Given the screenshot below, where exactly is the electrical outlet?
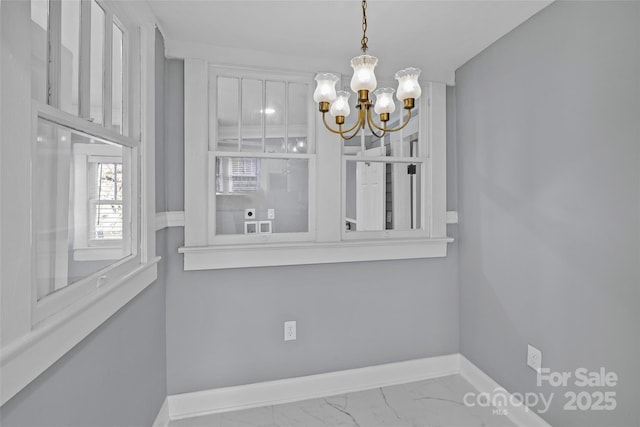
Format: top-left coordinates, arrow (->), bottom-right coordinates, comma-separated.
284,321 -> 296,341
527,344 -> 542,372
267,208 -> 275,219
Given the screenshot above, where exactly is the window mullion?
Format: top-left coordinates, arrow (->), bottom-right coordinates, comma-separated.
103,10 -> 113,128
261,80 -> 265,153
284,82 -> 289,153
47,0 -> 62,108
237,78 -> 242,152
78,0 -> 91,119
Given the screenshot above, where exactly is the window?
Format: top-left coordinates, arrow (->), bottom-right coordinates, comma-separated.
0,0 -> 157,406
34,115 -> 137,321
342,106 -> 426,238
30,0 -> 129,134
30,0 -> 49,104
72,140 -> 130,261
60,0 -> 81,115
91,162 -> 124,240
207,68 -> 314,244
216,157 -> 259,194
182,61 -> 449,270
28,0 -> 139,319
111,22 -> 124,132
89,0 -> 105,124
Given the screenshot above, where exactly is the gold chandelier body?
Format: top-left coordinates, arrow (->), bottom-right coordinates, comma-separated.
314,0 -> 421,141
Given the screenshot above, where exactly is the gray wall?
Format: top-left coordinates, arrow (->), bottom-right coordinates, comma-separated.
0,277 -> 167,427
0,29 -> 169,427
162,60 -> 460,395
456,2 -> 640,426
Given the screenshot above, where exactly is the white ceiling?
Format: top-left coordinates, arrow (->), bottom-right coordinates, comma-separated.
147,0 -> 552,84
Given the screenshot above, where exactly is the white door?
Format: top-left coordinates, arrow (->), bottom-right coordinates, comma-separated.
356,146 -> 385,230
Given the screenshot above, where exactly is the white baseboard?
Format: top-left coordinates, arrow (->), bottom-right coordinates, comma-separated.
152,398 -> 170,427
155,211 -> 185,231
167,354 -> 460,420
159,354 -> 552,427
459,355 -> 552,427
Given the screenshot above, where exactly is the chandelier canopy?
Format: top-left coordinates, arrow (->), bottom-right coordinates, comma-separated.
313,0 -> 421,140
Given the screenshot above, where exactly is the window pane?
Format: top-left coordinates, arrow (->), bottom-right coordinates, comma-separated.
265,81 -> 285,153
215,77 -> 239,151
345,160 -> 422,232
31,0 -> 49,104
92,163 -> 123,238
34,118 -> 132,301
90,1 -> 105,124
215,157 -> 308,235
111,23 -> 123,133
240,79 -> 263,153
287,82 -> 308,153
60,0 -> 80,115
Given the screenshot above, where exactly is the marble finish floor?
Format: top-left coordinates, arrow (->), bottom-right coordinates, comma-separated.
169,374 -> 517,427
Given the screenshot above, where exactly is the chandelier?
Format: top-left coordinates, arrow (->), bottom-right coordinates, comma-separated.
313,0 -> 422,140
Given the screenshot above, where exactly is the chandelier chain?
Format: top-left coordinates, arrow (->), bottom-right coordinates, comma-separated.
361,0 -> 368,53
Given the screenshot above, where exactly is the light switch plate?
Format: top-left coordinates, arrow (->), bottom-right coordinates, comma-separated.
267,208 -> 275,219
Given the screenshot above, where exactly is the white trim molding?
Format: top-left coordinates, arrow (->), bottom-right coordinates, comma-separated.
155,211 -> 185,231
160,354 -> 552,427
152,398 -> 171,427
459,356 -> 552,427
168,354 -> 460,420
179,237 -> 453,270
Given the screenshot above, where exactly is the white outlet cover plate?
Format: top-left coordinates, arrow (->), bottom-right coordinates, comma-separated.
268,208 -> 275,219
284,321 -> 296,341
527,344 -> 542,372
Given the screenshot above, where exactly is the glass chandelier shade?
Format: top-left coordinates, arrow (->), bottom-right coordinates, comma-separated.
330,91 -> 351,118
350,55 -> 378,92
373,88 -> 396,115
395,67 -> 422,101
313,73 -> 339,103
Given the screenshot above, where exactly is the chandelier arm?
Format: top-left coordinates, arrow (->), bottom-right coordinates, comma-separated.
340,109 -> 365,141
339,109 -> 367,140
322,111 -> 365,138
364,108 -> 385,139
341,126 -> 365,141
341,108 -> 366,134
366,107 -> 389,132
321,113 -> 350,136
381,108 -> 413,133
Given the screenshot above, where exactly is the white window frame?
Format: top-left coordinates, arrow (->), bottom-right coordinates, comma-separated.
208,67 -> 316,246
32,104 -> 141,324
45,0 -> 129,135
72,142 -> 130,261
341,99 -> 430,240
0,0 -> 159,406
180,58 -> 451,270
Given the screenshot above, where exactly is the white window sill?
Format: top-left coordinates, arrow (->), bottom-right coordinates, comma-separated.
179,238 -> 454,270
0,258 -> 160,405
73,247 -> 127,261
